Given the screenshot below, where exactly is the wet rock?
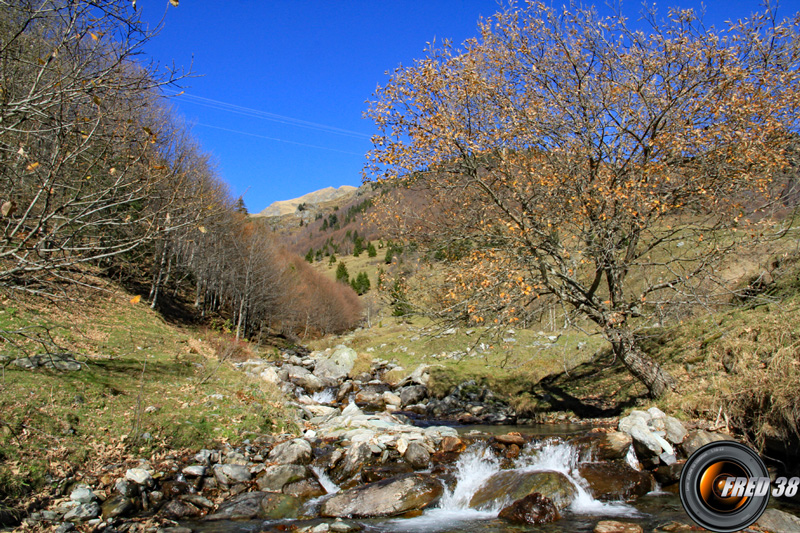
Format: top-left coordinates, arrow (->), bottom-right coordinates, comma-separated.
495,433 -> 526,446
361,463 -> 414,484
470,470 -> 577,511
329,519 -> 361,532
337,381 -> 357,403
755,508 -> 800,532
594,520 -> 643,533
100,494 -> 134,519
654,462 -> 685,486
578,463 -> 654,501
498,492 -> 560,525
403,441 -> 431,469
399,385 -> 427,406
595,431 -> 633,461
441,436 -> 465,453
63,502 -> 101,522
269,438 -> 313,465
161,500 -> 202,520
257,464 -> 309,491
313,346 -> 358,381
681,430 -> 735,456
320,474 -> 443,518
206,491 -> 301,520
125,468 -> 154,487
283,477 -> 326,499
213,464 -> 251,485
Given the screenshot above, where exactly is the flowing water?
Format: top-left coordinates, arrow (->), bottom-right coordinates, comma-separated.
192,434 -> 693,533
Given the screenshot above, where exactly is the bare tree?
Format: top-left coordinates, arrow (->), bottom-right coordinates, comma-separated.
0,0 -> 188,294
365,3 -> 800,397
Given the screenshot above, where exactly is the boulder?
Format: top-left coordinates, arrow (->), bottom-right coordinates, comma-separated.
594,520 -> 643,533
578,462 -> 655,501
283,478 -> 326,499
663,417 -> 687,445
213,464 -> 251,485
257,464 -> 310,491
332,442 -> 374,483
654,462 -> 685,486
403,441 -> 431,469
399,385 -> 427,406
260,367 -> 282,385
498,492 -> 560,525
269,438 -> 313,465
403,364 -> 432,387
495,433 -> 526,446
382,391 -> 402,407
571,430 -> 633,461
755,508 -> 800,532
470,470 -> 577,511
441,436 -> 465,453
320,474 -> 443,518
63,502 -> 101,522
314,346 -> 358,381
360,463 -> 415,484
125,468 -> 154,487
206,491 -> 301,521
160,500 -> 202,520
70,485 -> 97,504
681,430 -> 735,456
101,494 -> 135,520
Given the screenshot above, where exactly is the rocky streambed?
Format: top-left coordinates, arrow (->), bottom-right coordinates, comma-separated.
21,345 -> 800,533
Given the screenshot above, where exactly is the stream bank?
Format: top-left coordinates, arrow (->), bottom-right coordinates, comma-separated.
17,345 -> 800,533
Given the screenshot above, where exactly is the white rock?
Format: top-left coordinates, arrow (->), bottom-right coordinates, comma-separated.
260,367 -> 281,385
396,438 -> 409,455
125,468 -> 153,487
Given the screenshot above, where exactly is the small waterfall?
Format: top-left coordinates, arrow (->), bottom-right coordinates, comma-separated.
386,444 -> 501,532
311,388 -> 336,405
311,465 -> 340,494
438,444 -> 503,511
387,438 -> 639,532
516,440 -> 639,516
626,444 -> 642,471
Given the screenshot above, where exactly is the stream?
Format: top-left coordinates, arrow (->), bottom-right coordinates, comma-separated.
187,424 -> 692,533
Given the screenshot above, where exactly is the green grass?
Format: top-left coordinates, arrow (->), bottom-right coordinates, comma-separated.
0,287 -> 296,501
308,315 -> 605,412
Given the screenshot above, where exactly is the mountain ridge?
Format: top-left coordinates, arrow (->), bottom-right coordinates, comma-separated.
257,185 -> 358,217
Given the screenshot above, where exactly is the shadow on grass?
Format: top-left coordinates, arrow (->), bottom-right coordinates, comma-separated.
533,351 -> 648,418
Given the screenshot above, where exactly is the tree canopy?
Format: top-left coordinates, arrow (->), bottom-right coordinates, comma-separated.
365,2 -> 800,397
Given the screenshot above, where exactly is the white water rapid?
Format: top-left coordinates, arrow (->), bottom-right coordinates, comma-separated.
387,439 -> 638,532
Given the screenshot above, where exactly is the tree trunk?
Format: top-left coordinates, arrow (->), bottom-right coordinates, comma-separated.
605,326 -> 676,398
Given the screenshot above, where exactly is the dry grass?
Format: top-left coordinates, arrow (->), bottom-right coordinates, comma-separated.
0,285 -> 298,501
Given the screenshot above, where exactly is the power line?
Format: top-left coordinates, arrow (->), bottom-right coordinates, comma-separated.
195,122 -> 366,156
168,92 -> 372,140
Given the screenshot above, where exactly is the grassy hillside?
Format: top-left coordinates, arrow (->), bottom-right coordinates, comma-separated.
0,283 -> 295,501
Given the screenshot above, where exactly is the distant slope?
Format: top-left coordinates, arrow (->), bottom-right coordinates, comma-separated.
257,185 -> 358,217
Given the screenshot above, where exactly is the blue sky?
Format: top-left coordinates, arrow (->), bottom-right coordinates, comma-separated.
139,1 -> 800,213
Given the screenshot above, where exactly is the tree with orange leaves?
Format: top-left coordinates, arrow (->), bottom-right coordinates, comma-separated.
365,2 -> 800,397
